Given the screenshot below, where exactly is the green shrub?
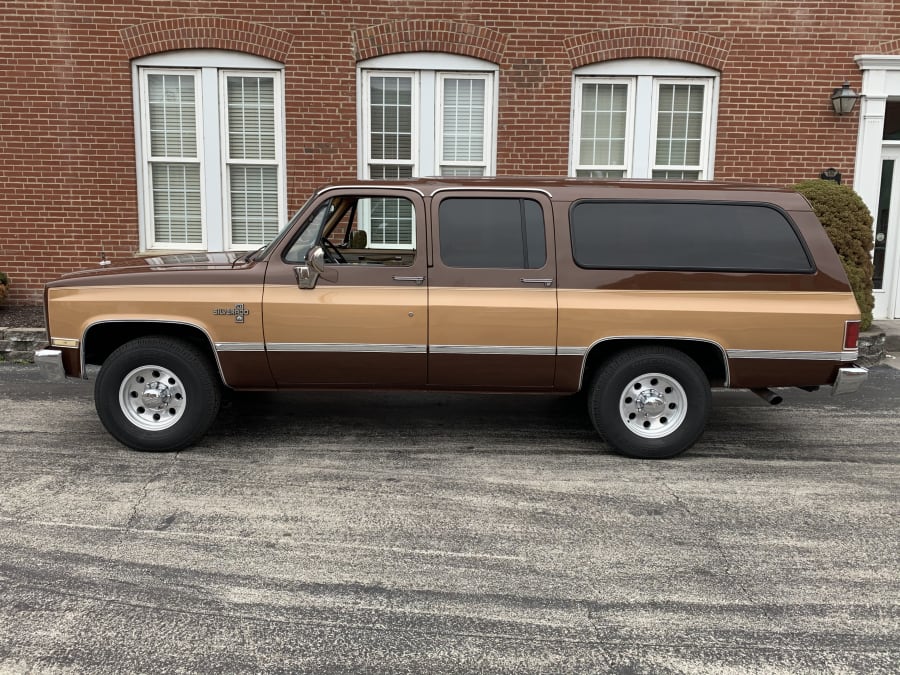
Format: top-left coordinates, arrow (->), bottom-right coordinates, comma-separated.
0,271 -> 8,304
792,180 -> 874,330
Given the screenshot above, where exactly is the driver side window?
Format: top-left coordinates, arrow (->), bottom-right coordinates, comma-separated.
283,195 -> 417,267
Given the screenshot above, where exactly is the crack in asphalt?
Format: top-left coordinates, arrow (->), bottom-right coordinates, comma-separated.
644,463 -> 780,625
121,451 -> 180,534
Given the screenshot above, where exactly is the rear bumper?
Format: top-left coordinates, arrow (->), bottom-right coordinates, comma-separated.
832,365 -> 868,396
34,348 -> 67,382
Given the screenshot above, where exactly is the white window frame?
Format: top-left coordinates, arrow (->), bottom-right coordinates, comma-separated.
138,68 -> 206,250
218,69 -> 285,251
435,72 -> 494,176
132,50 -> 285,253
570,59 -> 719,180
357,53 -> 499,179
649,78 -> 714,179
361,70 -> 420,180
571,77 -> 636,178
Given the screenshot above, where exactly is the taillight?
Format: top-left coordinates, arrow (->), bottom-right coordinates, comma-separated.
844,320 -> 860,350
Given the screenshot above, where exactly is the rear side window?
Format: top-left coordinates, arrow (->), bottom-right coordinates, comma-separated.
570,201 -> 813,272
439,198 -> 546,269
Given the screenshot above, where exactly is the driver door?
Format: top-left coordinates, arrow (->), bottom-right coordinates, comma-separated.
263,188 -> 428,387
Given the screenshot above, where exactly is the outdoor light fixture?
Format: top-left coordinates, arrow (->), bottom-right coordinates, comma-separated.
820,167 -> 842,184
831,81 -> 859,115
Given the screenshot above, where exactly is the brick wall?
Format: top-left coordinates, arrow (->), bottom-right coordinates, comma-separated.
1,0 -> 898,304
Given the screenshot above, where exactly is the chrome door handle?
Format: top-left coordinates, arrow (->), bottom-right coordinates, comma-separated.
392,275 -> 425,285
520,278 -> 553,287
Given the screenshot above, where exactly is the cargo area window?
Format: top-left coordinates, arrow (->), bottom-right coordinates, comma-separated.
438,198 -> 546,269
570,201 -> 813,273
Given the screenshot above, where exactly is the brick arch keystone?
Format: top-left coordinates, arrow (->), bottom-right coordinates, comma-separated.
120,17 -> 294,62
353,20 -> 506,64
565,26 -> 730,71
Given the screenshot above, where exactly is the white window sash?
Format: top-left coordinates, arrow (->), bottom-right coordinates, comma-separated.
572,76 -> 635,177
219,70 -> 285,250
649,78 -> 713,179
435,72 -> 494,176
361,71 -> 419,249
139,68 -> 206,251
362,71 -> 419,178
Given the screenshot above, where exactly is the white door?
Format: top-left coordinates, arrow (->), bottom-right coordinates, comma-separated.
875,147 -> 900,319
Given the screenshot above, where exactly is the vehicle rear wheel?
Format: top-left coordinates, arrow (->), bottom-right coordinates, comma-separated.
94,337 -> 221,452
588,346 -> 711,459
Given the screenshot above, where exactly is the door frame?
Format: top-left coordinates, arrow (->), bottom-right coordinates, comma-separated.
876,146 -> 900,319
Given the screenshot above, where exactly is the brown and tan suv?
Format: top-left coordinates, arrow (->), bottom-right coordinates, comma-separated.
38,178 -> 867,459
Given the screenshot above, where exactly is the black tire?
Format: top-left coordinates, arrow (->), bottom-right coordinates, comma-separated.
588,346 -> 711,459
94,337 -> 221,452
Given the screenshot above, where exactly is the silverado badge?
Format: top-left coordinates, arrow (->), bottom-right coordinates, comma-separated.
213,303 -> 250,324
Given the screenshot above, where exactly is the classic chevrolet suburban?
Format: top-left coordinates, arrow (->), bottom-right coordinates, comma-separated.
39,178 -> 867,459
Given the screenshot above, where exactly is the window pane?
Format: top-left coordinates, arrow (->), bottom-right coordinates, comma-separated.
655,83 -> 704,170
440,166 -> 485,177
151,163 -> 202,244
442,78 -> 485,163
369,197 -> 414,246
570,201 -> 812,272
147,74 -> 197,158
578,82 -> 628,169
230,165 -> 279,246
576,169 -> 626,178
227,76 -> 276,160
369,76 -> 413,162
369,165 -> 414,179
439,198 -> 546,269
652,170 -> 701,180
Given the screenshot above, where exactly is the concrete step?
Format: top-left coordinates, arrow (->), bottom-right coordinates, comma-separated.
0,327 -> 48,363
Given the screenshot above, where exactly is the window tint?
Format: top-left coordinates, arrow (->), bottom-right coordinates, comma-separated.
570,201 -> 813,272
438,198 -> 546,269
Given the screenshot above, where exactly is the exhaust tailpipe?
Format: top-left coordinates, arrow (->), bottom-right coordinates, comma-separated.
751,388 -> 783,406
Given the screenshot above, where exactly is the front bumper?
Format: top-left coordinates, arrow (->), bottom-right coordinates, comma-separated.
832,365 -> 868,396
34,348 -> 67,382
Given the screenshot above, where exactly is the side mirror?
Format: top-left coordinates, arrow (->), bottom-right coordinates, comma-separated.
294,246 -> 336,289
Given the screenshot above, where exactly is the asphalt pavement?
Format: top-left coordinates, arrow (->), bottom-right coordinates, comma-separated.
0,363 -> 898,674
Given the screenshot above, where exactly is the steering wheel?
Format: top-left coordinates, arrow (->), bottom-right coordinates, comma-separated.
321,239 -> 346,264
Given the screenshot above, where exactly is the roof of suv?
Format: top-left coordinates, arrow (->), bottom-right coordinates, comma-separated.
317,177 -> 811,209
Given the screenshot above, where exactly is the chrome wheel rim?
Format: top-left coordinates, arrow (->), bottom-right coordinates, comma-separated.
619,372 -> 687,438
118,365 -> 186,431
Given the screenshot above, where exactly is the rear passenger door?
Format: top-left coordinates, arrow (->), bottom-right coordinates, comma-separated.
427,191 -> 557,389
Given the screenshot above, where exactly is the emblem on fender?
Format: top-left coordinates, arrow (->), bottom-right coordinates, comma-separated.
213,303 -> 250,324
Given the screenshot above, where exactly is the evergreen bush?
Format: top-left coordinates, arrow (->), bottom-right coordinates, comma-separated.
792,180 -> 874,330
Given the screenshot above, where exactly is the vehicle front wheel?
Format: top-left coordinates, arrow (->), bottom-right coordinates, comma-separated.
94,337 -> 221,452
588,347 -> 711,459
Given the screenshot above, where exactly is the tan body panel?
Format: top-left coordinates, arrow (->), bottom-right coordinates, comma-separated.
47,284 -> 267,385
262,284 -> 427,387
557,289 -> 859,389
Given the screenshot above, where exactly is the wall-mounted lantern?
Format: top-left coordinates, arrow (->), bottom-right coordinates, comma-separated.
831,82 -> 859,115
820,168 -> 842,184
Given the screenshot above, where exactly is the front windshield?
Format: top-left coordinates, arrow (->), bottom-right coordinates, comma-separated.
250,193 -> 317,261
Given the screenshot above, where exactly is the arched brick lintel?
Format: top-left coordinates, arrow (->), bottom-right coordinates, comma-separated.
873,39 -> 900,54
120,17 -> 294,62
353,20 -> 506,64
565,26 -> 730,71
